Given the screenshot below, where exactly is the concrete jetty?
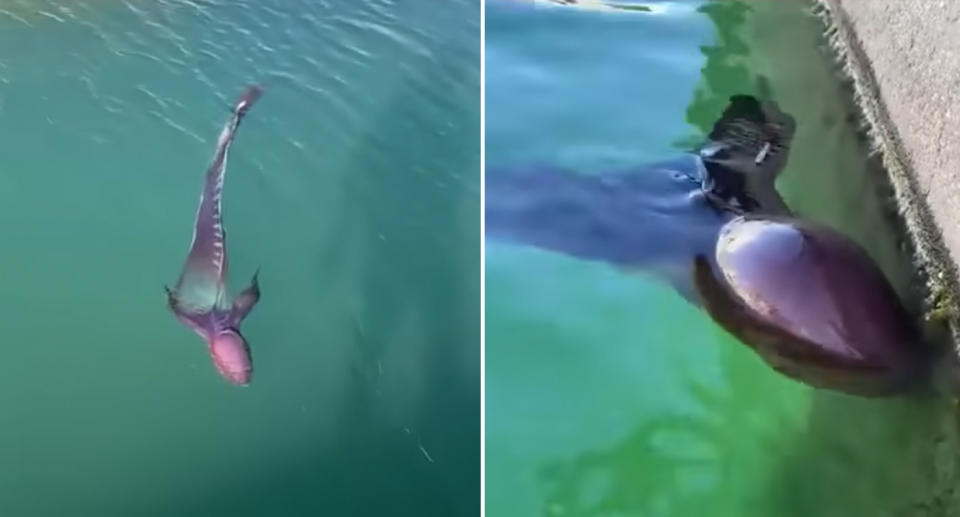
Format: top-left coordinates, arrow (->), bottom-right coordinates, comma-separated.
817,0 -> 960,345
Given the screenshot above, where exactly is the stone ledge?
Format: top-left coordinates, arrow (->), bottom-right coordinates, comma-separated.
815,0 -> 960,349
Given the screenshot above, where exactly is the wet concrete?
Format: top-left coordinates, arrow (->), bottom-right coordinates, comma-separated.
815,0 -> 960,346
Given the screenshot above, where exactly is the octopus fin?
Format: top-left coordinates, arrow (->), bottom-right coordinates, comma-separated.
230,270 -> 261,326
164,285 -> 209,338
698,95 -> 795,216
704,94 -> 796,180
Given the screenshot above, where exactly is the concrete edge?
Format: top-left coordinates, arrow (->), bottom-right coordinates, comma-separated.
811,0 -> 960,352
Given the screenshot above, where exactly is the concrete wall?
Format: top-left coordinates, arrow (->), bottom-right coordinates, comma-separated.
818,0 -> 960,334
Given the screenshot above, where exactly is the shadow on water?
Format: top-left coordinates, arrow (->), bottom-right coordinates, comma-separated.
534,1 -> 960,515
538,337 -> 804,516
682,2 -> 754,138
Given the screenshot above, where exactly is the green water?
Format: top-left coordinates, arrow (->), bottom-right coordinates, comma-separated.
486,1 -> 960,515
0,1 -> 479,515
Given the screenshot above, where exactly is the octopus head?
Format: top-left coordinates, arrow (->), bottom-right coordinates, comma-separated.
208,329 -> 253,386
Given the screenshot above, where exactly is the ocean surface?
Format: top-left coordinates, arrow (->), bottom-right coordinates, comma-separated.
0,1 -> 479,515
486,1 -> 960,515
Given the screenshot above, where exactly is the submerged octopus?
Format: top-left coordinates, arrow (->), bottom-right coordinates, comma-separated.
165,86 -> 264,386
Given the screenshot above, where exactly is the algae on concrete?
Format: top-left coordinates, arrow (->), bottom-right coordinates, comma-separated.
813,0 -> 960,350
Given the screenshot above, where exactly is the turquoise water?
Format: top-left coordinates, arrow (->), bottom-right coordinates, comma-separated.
0,1 -> 479,515
486,1 -> 960,515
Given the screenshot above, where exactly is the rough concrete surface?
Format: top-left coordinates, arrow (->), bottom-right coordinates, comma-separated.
816,0 -> 960,341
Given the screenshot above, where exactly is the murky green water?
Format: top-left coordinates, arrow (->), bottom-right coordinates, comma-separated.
0,1 -> 479,515
486,1 -> 960,515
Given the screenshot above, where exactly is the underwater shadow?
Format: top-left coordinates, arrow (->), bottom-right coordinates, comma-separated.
535,322 -> 805,516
